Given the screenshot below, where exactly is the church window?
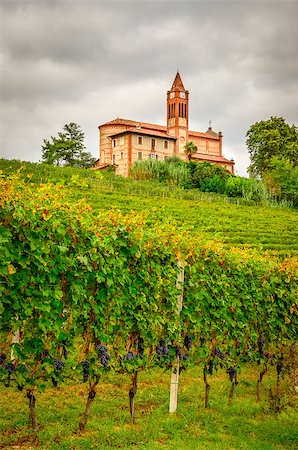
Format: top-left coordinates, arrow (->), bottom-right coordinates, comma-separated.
120,152 -> 123,159
151,138 -> 156,150
112,154 -> 116,164
138,151 -> 143,160
112,139 -> 116,148
164,140 -> 168,149
149,153 -> 158,160
137,136 -> 143,145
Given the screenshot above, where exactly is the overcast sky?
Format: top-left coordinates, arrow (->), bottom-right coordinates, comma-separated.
1,0 -> 297,176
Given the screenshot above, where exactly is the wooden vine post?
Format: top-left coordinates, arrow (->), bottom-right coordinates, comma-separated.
169,260 -> 184,413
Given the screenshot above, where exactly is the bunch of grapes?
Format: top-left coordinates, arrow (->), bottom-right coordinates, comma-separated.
207,359 -> 214,375
276,356 -> 284,376
0,354 -> 6,365
97,344 -> 110,370
3,362 -> 16,388
184,336 -> 192,351
213,347 -> 226,360
137,338 -> 144,358
199,337 -> 206,347
175,347 -> 183,361
227,366 -> 236,382
156,340 -> 169,360
258,339 -> 265,358
124,351 -> 136,361
54,359 -> 65,371
4,362 -> 16,375
62,345 -> 68,360
80,360 -> 90,382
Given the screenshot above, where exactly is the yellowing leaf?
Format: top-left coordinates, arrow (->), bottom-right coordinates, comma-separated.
8,264 -> 16,275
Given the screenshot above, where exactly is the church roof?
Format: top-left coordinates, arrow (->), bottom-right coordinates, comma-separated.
110,127 -> 176,139
188,130 -> 219,140
99,117 -> 167,132
192,153 -> 234,165
170,72 -> 185,92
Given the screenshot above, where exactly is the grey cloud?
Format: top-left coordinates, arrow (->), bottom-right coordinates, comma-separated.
1,0 -> 298,175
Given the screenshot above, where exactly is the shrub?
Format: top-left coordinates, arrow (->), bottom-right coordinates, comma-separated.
130,159 -> 190,185
187,161 -> 230,193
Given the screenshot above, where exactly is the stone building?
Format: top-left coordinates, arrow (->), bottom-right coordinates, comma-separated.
96,73 -> 234,176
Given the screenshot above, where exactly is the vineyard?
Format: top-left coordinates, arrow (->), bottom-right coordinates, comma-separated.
1,159 -> 298,257
0,161 -> 297,449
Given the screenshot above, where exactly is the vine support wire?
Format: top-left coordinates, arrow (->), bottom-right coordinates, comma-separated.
169,260 -> 184,413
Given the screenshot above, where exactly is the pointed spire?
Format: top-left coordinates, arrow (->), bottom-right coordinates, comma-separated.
170,71 -> 185,92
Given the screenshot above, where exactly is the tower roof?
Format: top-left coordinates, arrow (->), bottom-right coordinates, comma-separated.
170,72 -> 185,91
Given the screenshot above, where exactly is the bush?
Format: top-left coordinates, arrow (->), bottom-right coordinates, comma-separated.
130,159 -> 190,185
242,178 -> 270,204
224,176 -> 246,198
187,161 -> 230,193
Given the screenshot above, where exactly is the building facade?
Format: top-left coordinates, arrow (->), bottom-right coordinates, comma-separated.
96,73 -> 234,176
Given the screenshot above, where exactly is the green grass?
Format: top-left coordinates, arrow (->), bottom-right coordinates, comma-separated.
1,159 -> 298,257
0,366 -> 297,449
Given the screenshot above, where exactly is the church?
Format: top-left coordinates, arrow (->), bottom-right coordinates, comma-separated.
96,73 -> 235,176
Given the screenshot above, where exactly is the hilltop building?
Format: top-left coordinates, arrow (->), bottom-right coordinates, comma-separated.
96,73 -> 234,176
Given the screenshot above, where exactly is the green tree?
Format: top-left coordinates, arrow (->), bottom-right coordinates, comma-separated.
264,157 -> 298,207
184,141 -> 197,161
42,122 -> 96,168
246,117 -> 298,177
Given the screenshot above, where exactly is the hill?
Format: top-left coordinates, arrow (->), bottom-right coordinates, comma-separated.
1,158 -> 297,257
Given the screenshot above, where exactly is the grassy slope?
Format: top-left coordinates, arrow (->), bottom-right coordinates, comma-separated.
0,366 -> 297,450
1,159 -> 298,256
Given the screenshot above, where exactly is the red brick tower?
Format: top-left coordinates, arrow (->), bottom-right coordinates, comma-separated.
167,72 -> 189,154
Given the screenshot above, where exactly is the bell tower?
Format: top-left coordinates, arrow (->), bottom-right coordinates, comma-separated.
167,72 -> 189,154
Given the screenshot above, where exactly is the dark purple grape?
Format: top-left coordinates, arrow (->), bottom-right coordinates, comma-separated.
62,346 -> 68,360
258,339 -> 264,357
80,360 -> 90,382
184,336 -> 192,350
208,359 -> 214,375
124,351 -> 136,361
227,366 -> 236,382
276,357 -> 284,376
54,359 -> 65,371
4,363 -> 16,375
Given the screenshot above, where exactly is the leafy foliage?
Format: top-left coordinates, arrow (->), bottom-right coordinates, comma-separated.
184,141 -> 197,161
264,157 -> 298,207
42,122 -> 96,168
0,170 -> 297,435
246,116 -> 298,177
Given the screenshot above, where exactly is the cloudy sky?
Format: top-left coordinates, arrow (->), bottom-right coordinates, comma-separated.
1,0 -> 297,175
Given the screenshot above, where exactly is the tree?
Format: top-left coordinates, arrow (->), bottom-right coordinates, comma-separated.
263,157 -> 298,207
184,141 -> 197,161
42,123 -> 96,168
246,117 -> 298,177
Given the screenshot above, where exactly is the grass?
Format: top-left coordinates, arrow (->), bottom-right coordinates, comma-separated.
0,365 -> 297,449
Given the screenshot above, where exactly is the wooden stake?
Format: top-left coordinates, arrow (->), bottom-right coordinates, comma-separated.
11,328 -> 20,361
169,260 -> 184,414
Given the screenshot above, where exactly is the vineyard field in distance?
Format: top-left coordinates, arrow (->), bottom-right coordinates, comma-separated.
1,158 -> 297,258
